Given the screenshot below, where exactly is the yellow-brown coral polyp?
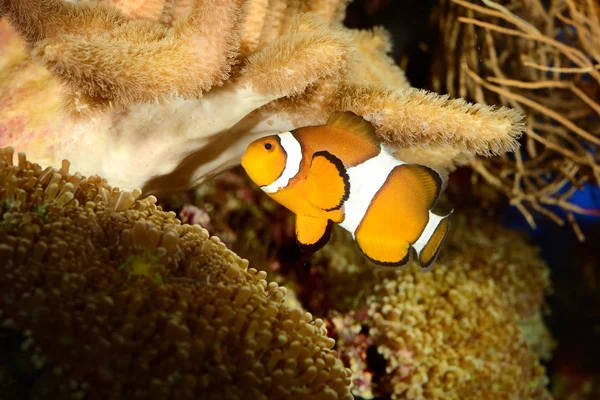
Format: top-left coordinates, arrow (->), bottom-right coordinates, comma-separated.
366,262 -> 551,399
311,210 -> 552,399
0,147 -> 352,400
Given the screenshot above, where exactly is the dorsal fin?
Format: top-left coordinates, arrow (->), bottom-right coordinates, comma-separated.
326,111 -> 380,147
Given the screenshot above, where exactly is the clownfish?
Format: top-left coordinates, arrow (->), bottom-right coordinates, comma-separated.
241,111 -> 452,269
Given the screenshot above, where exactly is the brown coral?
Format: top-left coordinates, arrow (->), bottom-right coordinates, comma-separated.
0,146 -> 352,400
155,161 -> 555,400
431,0 -> 600,237
306,209 -> 553,399
366,262 -> 550,400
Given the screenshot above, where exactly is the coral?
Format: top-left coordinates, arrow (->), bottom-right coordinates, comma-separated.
309,209 -> 554,399
1,0 -> 524,195
0,146 -> 352,400
431,0 -> 600,237
164,168 -> 298,271
159,162 -> 556,400
365,262 -> 550,400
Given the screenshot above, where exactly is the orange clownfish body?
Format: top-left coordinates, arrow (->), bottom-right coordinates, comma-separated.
241,111 -> 452,269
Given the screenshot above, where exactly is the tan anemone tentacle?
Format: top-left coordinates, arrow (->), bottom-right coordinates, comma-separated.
0,0 -> 527,195
0,0 -> 128,48
332,83 -> 524,156
142,13 -> 356,194
2,0 -> 250,115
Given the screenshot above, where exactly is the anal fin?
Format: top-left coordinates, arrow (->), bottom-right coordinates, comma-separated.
307,151 -> 350,211
296,215 -> 333,252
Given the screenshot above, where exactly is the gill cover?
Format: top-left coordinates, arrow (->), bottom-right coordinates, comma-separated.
241,135 -> 287,187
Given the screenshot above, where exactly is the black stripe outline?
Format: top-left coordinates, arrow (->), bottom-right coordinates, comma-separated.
357,242 -> 412,267
420,164 -> 443,210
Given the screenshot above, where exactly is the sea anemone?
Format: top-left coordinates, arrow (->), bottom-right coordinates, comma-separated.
0,146 -> 352,400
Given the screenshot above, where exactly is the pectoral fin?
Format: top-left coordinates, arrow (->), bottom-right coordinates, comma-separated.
296,215 -> 333,252
307,151 -> 350,211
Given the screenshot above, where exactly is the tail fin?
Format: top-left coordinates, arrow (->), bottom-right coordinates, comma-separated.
412,210 -> 453,270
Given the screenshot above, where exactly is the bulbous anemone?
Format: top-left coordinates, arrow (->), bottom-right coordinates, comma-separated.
0,147 -> 353,400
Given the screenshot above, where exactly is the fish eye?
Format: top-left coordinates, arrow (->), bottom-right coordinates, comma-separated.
264,143 -> 273,150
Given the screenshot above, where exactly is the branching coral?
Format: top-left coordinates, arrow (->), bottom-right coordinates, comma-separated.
431,0 -> 600,238
1,0 -> 525,195
0,147 -> 353,400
